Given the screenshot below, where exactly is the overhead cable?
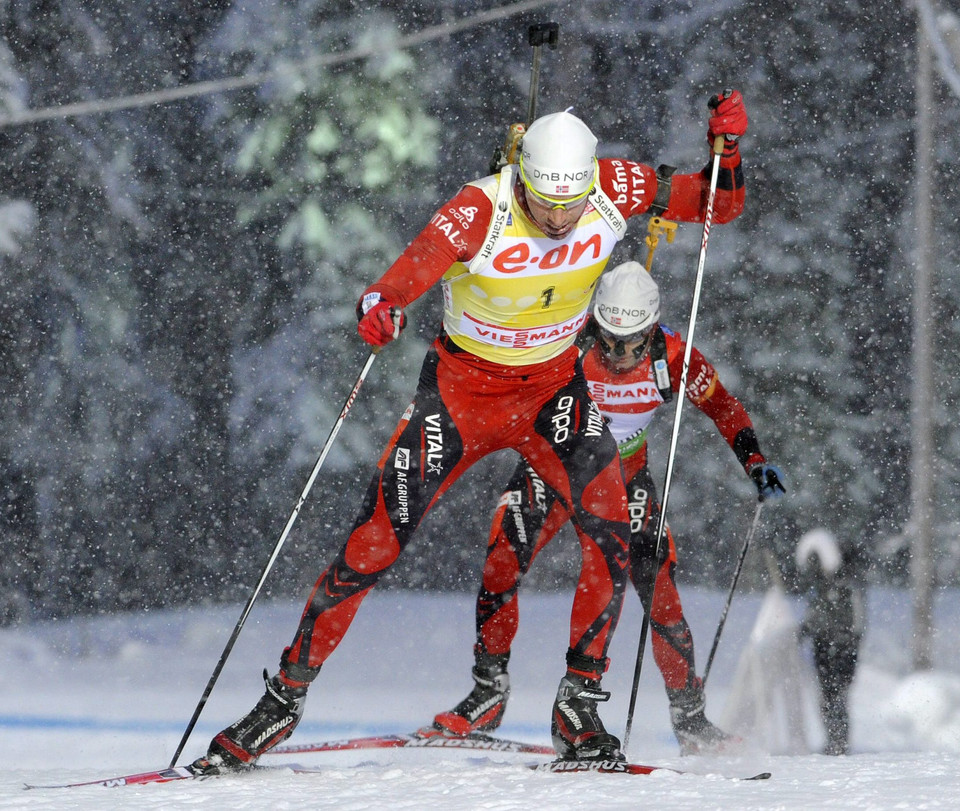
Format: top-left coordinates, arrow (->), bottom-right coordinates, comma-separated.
0,0 -> 565,129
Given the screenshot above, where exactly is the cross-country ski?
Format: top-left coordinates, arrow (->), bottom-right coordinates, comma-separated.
24,752 -> 770,790
267,729 -> 771,779
268,728 -> 555,756
529,760 -> 771,780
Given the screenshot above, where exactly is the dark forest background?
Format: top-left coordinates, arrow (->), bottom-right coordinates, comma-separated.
2,0 -> 959,624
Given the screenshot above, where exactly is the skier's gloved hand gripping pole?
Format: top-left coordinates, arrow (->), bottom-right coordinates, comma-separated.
169,309 -> 402,769
621,90 -> 743,753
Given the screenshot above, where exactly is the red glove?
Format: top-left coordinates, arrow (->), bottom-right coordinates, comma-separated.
707,89 -> 748,155
357,294 -> 406,347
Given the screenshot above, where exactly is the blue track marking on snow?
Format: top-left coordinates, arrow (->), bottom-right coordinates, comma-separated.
0,715 -> 189,733
0,713 -> 549,740
0,715 -> 322,734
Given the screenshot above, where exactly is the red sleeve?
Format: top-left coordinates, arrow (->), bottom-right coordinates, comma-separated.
664,154 -> 745,225
695,378 -> 757,454
595,159 -> 658,218
596,149 -> 745,225
363,184 -> 494,308
667,336 -> 757,461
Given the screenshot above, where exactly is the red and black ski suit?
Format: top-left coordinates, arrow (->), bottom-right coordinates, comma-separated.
473,324 -> 766,692
277,150 -> 745,689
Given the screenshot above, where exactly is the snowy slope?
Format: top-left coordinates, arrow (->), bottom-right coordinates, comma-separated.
2,587 -> 960,809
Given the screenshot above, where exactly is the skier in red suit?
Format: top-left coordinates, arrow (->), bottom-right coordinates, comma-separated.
433,262 -> 785,754
194,91 -> 750,772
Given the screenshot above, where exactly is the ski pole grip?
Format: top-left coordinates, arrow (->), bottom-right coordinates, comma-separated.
708,88 -> 735,155
372,308 -> 403,355
707,88 -> 734,111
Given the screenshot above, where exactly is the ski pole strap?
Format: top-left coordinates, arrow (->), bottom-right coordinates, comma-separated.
468,164 -> 516,274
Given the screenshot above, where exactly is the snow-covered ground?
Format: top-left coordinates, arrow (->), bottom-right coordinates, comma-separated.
2,586 -> 960,809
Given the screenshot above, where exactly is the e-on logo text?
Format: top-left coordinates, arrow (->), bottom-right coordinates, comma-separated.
493,234 -> 602,274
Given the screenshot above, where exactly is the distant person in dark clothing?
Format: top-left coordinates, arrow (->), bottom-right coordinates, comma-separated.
795,528 -> 866,756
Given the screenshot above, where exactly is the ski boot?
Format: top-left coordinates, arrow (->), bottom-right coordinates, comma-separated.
668,682 -> 740,756
192,669 -> 308,773
433,651 -> 510,735
551,653 -> 623,762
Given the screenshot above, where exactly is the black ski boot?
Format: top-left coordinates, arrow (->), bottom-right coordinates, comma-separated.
551,653 -> 623,762
668,681 -> 739,756
434,651 -> 510,735
192,669 -> 308,773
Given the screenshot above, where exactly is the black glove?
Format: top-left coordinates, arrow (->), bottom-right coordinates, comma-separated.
748,463 -> 786,502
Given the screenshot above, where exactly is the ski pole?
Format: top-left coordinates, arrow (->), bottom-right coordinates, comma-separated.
701,498 -> 764,688
169,324 -> 395,768
622,98 -> 730,753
